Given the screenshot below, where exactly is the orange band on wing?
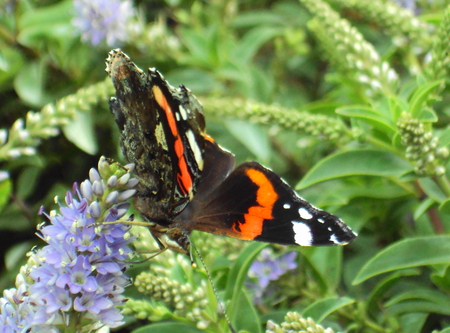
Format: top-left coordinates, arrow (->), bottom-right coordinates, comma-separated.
235,168 -> 278,239
153,85 -> 192,195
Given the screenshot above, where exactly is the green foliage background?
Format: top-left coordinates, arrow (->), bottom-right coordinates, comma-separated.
2,0 -> 450,332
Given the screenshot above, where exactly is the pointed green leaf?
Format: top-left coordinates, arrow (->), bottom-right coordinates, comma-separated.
366,269 -> 420,314
14,61 -> 49,107
336,106 -> 396,134
63,111 -> 98,155
418,178 -> 446,203
439,198 -> 450,214
0,177 -> 11,212
409,80 -> 444,118
132,322 -> 204,333
297,150 -> 413,189
302,297 -> 354,323
234,26 -> 285,64
300,247 -> 342,291
418,108 -> 438,122
225,120 -> 271,164
353,236 -> 450,284
225,242 -> 266,301
414,197 -> 435,220
229,290 -> 262,333
399,313 -> 428,333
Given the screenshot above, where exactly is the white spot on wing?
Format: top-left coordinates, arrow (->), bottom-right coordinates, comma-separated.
179,105 -> 188,120
298,207 -> 313,220
292,221 -> 313,246
330,234 -> 346,245
186,129 -> 204,170
283,203 -> 291,209
175,112 -> 180,121
318,218 -> 325,224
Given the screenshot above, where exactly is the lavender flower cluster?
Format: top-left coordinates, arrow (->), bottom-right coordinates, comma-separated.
247,248 -> 298,304
0,157 -> 137,333
72,0 -> 135,46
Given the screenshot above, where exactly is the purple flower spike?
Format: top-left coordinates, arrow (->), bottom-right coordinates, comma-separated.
72,0 -> 135,46
0,158 -> 138,332
247,249 -> 298,304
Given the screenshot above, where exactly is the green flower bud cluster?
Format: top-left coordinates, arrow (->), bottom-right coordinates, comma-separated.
424,6 -> 450,84
201,97 -> 351,146
300,0 -> 398,96
122,298 -> 170,322
267,312 -> 335,333
191,231 -> 245,261
397,112 -> 449,176
133,272 -> 211,329
0,78 -> 114,161
327,0 -> 430,49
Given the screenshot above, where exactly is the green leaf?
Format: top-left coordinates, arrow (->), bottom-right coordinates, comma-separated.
439,199 -> 450,214
234,26 -> 285,64
418,108 -> 438,122
0,46 -> 25,86
5,241 -> 34,271
233,11 -> 286,28
16,166 -> 41,199
387,300 -> 450,316
63,111 -> 98,155
225,120 -> 271,164
18,0 -> 74,46
431,265 -> 450,293
304,101 -> 343,116
418,178 -> 447,203
180,28 -> 215,67
13,60 -> 50,107
225,242 -> 266,301
297,150 -> 413,189
414,197 -> 435,220
399,313 -> 428,333
353,236 -> 450,284
300,247 -> 342,291
336,106 -> 396,135
438,126 -> 450,147
366,269 -> 420,314
302,297 -> 354,323
132,322 -> 204,333
388,96 -> 408,121
19,0 -> 73,30
409,80 -> 444,118
229,290 -> 262,333
386,289 -> 450,307
0,177 -> 11,212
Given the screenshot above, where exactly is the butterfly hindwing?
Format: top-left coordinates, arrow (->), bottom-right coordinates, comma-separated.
190,162 -> 356,246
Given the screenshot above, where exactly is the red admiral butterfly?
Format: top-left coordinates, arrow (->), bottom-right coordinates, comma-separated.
106,49 -> 356,256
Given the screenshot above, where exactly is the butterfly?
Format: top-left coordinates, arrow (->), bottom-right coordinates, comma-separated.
106,49 -> 356,257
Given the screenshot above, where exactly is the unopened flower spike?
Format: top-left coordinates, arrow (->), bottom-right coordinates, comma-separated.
300,0 -> 398,96
267,312 -> 335,333
397,112 -> 449,176
0,157 -> 138,333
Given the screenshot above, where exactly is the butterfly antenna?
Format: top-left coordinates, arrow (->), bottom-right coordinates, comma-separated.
191,242 -> 237,333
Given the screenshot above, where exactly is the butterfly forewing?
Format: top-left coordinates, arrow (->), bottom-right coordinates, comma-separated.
107,50 -> 207,222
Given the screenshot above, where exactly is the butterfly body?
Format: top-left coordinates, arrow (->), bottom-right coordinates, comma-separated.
106,49 -> 356,255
